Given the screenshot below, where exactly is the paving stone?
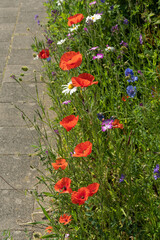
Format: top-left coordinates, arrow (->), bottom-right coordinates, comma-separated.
0,82 -> 45,102
0,127 -> 38,154
3,64 -> 42,83
0,230 -> 33,240
0,155 -> 38,190
18,11 -> 47,24
0,0 -> 20,8
21,0 -> 45,11
0,190 -> 34,230
8,49 -> 35,65
0,30 -> 13,42
15,22 -> 41,34
0,102 -> 39,126
0,17 -> 17,23
0,8 -> 19,17
12,34 -> 35,49
0,23 -> 15,31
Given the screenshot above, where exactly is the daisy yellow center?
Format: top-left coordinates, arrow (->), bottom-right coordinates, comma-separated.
68,84 -> 74,89
92,17 -> 95,20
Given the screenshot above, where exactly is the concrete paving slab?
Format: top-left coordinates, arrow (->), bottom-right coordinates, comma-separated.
0,30 -> 13,42
21,0 -> 45,11
0,154 -> 38,190
0,190 -> 34,230
12,34 -> 35,49
0,23 -> 15,31
0,8 -> 19,17
0,82 -> 45,102
0,17 -> 17,23
0,0 -> 20,8
0,230 -> 33,240
0,127 -> 37,154
15,22 -> 41,34
8,49 -> 35,65
18,11 -> 47,24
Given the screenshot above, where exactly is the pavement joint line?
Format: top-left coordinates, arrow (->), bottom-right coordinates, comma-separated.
1,2 -> 22,86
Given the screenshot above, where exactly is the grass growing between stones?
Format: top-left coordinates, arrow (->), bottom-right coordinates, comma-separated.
14,0 -> 160,239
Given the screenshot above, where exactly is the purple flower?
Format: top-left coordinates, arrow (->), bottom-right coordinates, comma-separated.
139,103 -> 143,106
111,24 -> 118,33
45,150 -> 48,155
89,46 -> 99,50
89,1 -> 96,5
10,74 -> 16,80
139,34 -> 143,44
101,0 -> 105,2
126,85 -> 137,98
137,70 -> 143,75
47,57 -> 51,62
52,71 -> 56,76
101,119 -> 113,132
123,19 -> 129,24
110,5 -> 114,10
84,27 -> 88,32
62,100 -> 71,105
37,20 -> 40,25
54,129 -> 59,135
120,41 -> 128,47
93,53 -> 104,60
125,68 -> 138,82
47,38 -> 53,45
119,174 -> 125,183
34,15 -> 39,20
154,164 -> 160,180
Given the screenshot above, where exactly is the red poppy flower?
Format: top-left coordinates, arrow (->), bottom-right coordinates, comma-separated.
112,119 -> 124,129
38,49 -> 49,59
54,177 -> 72,193
72,141 -> 92,157
71,73 -> 98,88
60,115 -> 79,131
59,214 -> 72,225
45,226 -> 53,233
68,13 -> 84,26
71,187 -> 90,205
86,183 -> 100,197
122,96 -> 129,101
59,51 -> 82,70
52,158 -> 68,170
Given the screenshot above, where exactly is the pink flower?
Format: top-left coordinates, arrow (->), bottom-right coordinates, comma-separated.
93,53 -> 104,60
89,46 -> 99,50
62,100 -> 71,105
89,1 -> 96,5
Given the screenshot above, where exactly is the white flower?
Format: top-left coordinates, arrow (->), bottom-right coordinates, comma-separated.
105,46 -> 115,52
86,14 -> 102,23
62,82 -> 77,95
57,0 -> 63,6
33,55 -> 39,60
57,38 -> 66,45
69,24 -> 79,32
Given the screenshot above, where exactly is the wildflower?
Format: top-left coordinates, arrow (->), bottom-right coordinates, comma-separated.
62,100 -> 71,104
52,158 -> 68,170
89,46 -> 99,50
54,129 -> 59,135
72,73 -> 98,88
37,20 -> 40,25
120,41 -> 128,47
139,34 -> 143,44
38,49 -> 49,59
57,38 -> 66,45
46,38 -> 53,45
54,177 -> 72,193
112,119 -> 124,129
68,13 -> 84,26
89,1 -> 96,5
60,115 -> 79,131
119,174 -> 125,183
101,0 -> 105,2
33,54 -> 39,60
86,14 -> 102,23
59,214 -> 72,225
86,183 -> 100,197
57,0 -> 63,6
47,57 -> 51,62
34,15 -> 39,20
111,24 -> 118,33
105,46 -> 115,52
68,24 -> 79,32
65,234 -> 70,239
139,103 -> 143,106
93,53 -> 104,60
110,5 -> 114,10
125,68 -> 138,82
137,70 -> 143,75
154,164 -> 160,180
84,27 -> 88,32
123,19 -> 129,24
73,141 -> 92,157
62,81 -> 77,95
45,226 -> 53,233
101,119 -> 113,132
122,96 -> 129,101
52,71 -> 56,76
126,85 -> 137,98
59,51 -> 82,70
97,113 -> 105,121
71,187 -> 90,205
10,74 -> 16,80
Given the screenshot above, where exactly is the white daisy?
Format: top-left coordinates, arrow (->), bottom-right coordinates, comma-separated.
57,38 -> 66,45
86,14 -> 102,23
68,24 -> 79,32
33,55 -> 39,60
57,0 -> 63,6
62,82 -> 77,95
105,46 -> 115,52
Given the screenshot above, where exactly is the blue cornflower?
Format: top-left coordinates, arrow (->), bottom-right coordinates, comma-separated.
125,68 -> 138,83
154,164 -> 160,180
110,5 -> 114,10
47,57 -> 51,62
119,174 -> 125,183
101,0 -> 105,2
123,19 -> 129,24
126,85 -> 137,98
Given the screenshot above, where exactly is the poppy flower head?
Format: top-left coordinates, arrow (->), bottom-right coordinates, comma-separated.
60,115 -> 79,131
38,49 -> 49,59
52,158 -> 68,170
71,187 -> 90,205
54,177 -> 72,193
112,119 -> 124,129
59,51 -> 82,70
122,96 -> 129,102
72,73 -> 98,88
86,183 -> 100,197
68,13 -> 84,26
45,226 -> 53,233
59,214 -> 72,225
72,141 -> 92,157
